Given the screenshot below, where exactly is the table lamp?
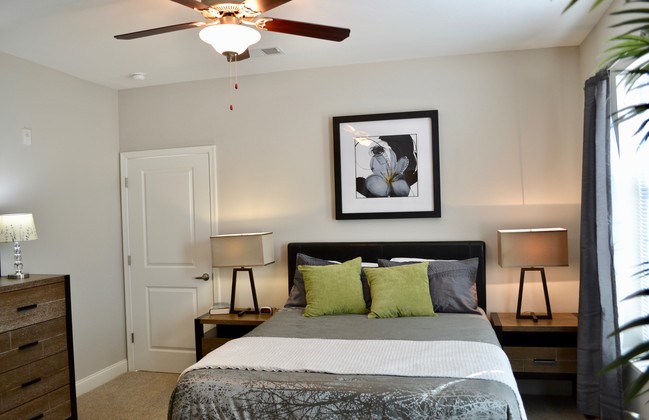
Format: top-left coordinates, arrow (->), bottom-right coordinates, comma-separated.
0,213 -> 38,279
211,232 -> 274,314
498,228 -> 568,321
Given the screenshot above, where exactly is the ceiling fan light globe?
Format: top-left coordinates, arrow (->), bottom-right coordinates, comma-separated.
199,24 -> 261,55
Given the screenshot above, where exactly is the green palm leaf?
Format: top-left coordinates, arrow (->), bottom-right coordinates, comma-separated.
563,0 -> 607,13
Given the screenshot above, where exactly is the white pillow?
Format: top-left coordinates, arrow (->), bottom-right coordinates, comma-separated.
329,260 -> 377,268
390,257 -> 456,262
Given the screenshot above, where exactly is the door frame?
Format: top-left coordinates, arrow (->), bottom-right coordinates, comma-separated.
120,145 -> 219,371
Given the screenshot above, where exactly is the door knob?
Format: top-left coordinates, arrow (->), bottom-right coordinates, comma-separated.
194,273 -> 210,281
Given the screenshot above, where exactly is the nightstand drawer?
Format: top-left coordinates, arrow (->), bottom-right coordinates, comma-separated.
0,283 -> 66,333
200,326 -> 259,358
202,338 -> 231,357
504,346 -> 577,374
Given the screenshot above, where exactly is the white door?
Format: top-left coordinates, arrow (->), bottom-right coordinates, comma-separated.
120,146 -> 217,373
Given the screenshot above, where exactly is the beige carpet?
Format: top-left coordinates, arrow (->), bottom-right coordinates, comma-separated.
77,371 -> 178,419
77,371 -> 583,419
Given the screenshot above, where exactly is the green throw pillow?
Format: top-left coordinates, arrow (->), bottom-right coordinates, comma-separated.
365,262 -> 436,319
299,257 -> 368,317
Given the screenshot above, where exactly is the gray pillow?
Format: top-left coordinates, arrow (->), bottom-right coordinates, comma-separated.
285,253 -> 371,308
377,258 -> 480,314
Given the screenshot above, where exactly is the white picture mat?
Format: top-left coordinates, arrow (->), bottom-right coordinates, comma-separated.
338,117 -> 435,214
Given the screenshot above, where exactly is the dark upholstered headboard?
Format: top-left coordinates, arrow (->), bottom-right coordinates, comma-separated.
287,241 -> 487,311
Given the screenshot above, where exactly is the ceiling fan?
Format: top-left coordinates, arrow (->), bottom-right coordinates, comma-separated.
114,0 -> 351,62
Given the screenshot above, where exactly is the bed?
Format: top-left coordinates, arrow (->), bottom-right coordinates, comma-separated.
169,241 -> 526,419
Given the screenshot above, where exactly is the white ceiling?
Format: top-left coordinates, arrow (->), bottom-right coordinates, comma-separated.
0,0 -> 610,90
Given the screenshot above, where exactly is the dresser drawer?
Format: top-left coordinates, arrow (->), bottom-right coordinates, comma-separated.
504,346 -> 577,374
0,385 -> 71,420
0,317 -> 67,373
0,282 -> 66,333
0,332 -> 8,353
0,351 -> 69,413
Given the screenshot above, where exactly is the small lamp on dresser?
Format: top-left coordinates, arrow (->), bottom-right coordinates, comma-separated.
0,213 -> 38,279
211,232 -> 275,314
497,228 -> 569,321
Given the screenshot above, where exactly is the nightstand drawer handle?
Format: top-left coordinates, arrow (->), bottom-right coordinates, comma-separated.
533,358 -> 557,364
17,303 -> 38,312
18,341 -> 39,350
29,414 -> 44,420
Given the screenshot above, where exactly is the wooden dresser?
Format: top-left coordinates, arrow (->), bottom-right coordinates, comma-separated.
0,275 -> 77,419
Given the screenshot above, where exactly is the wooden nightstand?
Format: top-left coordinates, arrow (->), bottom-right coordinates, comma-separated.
194,312 -> 272,361
491,312 -> 578,384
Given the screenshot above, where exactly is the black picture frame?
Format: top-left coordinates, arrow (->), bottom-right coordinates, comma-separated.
333,110 -> 440,220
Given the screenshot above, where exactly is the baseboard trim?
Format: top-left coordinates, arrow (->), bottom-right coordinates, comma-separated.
75,359 -> 128,396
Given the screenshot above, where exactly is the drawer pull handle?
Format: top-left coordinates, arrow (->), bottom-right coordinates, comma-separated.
17,303 -> 38,312
21,377 -> 42,388
18,341 -> 39,350
533,358 -> 557,364
29,414 -> 44,420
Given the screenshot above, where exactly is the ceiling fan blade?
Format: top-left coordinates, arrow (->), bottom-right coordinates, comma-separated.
259,18 -> 350,42
114,22 -> 206,40
243,0 -> 292,13
170,0 -> 212,11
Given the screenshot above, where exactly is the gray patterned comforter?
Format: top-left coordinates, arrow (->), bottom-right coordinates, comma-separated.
169,309 -> 525,419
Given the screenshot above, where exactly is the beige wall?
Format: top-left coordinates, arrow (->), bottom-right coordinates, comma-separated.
119,47 -> 584,315
579,0 -> 625,80
0,40 -> 592,387
0,52 -> 123,381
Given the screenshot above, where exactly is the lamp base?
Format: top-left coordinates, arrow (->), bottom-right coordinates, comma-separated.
230,308 -> 260,316
516,267 -> 552,322
516,312 -> 552,322
229,268 -> 260,315
7,273 -> 29,279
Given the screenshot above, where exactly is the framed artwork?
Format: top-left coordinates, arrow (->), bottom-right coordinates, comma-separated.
333,110 -> 440,220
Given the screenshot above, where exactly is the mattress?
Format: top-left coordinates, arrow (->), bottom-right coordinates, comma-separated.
169,308 -> 526,419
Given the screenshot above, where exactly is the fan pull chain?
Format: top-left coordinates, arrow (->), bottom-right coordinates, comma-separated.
228,54 -> 241,111
229,58 -> 234,111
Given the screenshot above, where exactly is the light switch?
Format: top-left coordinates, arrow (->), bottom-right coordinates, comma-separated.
22,128 -> 32,145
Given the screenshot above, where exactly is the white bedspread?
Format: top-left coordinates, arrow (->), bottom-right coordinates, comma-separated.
184,336 -> 526,419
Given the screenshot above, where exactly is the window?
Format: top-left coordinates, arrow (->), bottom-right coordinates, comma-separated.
610,59 -> 649,352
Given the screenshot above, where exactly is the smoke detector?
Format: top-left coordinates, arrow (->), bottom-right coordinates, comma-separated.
130,72 -> 147,81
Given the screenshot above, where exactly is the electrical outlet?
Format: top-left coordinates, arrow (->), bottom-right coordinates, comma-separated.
22,128 -> 32,145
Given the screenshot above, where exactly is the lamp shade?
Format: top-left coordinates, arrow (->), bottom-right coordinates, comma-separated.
211,232 -> 274,267
498,228 -> 568,268
0,213 -> 38,243
199,23 -> 261,55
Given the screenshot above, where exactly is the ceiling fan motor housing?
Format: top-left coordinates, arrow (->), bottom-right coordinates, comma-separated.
201,3 -> 260,20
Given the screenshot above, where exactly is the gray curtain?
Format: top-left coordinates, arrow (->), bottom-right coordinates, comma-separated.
577,70 -> 624,418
